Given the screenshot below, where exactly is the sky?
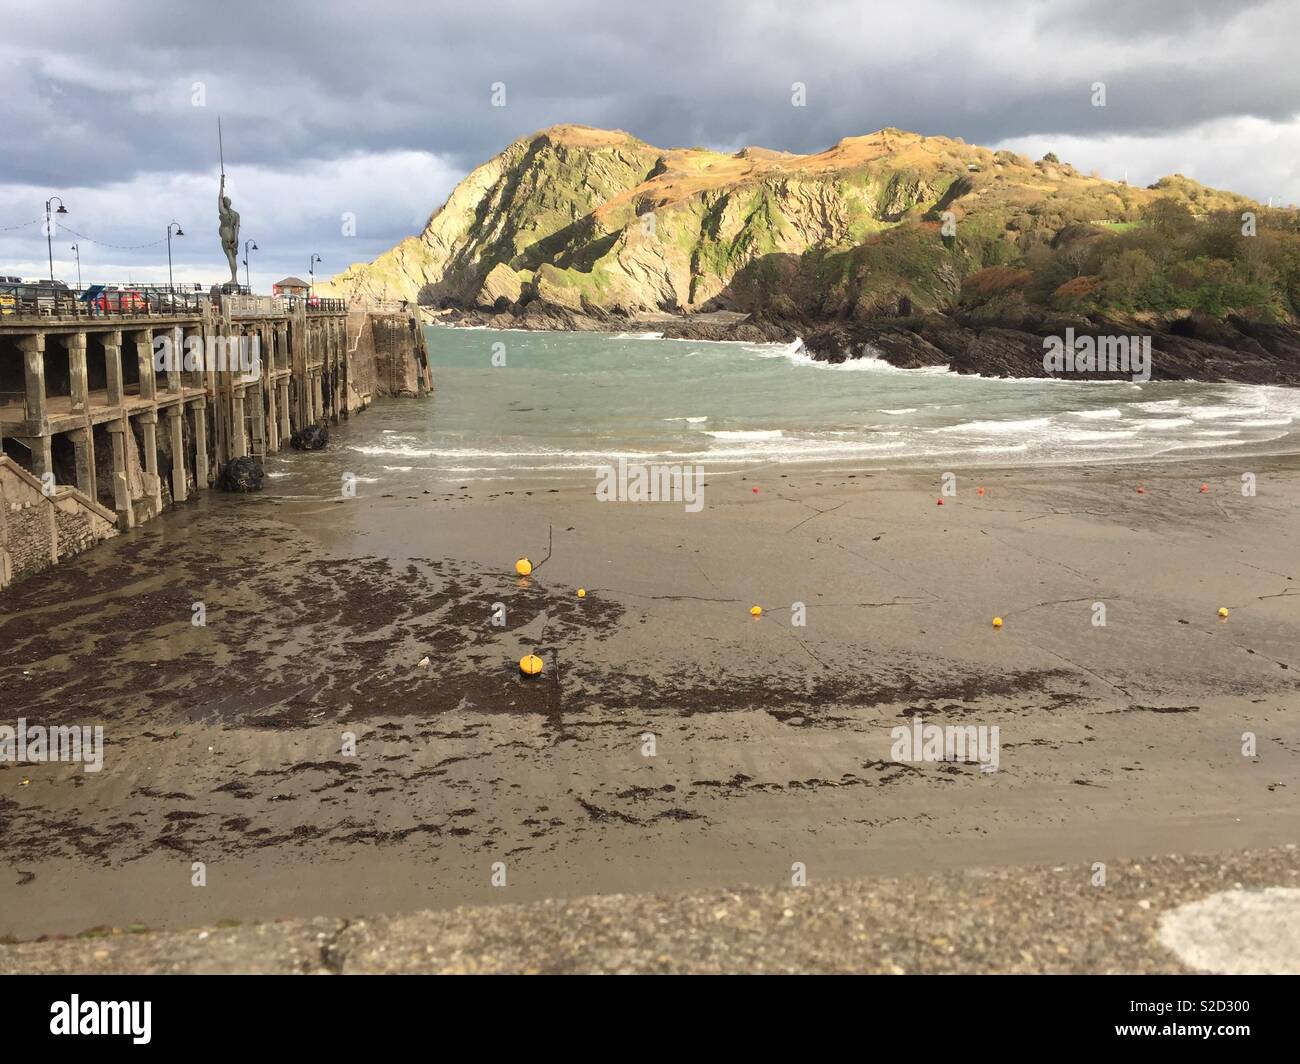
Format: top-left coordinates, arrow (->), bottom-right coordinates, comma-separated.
1,0 -> 1297,290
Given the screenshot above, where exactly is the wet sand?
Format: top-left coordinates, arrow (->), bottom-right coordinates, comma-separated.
2,437 -> 1299,940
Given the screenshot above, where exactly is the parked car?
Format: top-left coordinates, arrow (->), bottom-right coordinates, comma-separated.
0,276 -> 19,314
0,280 -> 69,314
145,286 -> 199,310
93,287 -> 149,313
34,279 -> 72,310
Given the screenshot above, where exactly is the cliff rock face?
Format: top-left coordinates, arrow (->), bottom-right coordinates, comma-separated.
325,125 -> 1289,338
796,311 -> 1300,385
328,127 -> 662,308
325,126 -> 1010,314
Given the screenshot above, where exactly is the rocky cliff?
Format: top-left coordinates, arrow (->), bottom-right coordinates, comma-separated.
324,124 -> 1300,381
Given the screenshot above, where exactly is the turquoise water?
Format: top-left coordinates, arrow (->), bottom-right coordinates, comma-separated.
336,326 -> 1300,484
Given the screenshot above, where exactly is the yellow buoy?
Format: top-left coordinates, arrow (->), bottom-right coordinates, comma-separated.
577,588 -> 586,598
750,605 -> 762,617
519,654 -> 544,676
992,616 -> 1003,628
1218,607 -> 1229,619
515,558 -> 533,576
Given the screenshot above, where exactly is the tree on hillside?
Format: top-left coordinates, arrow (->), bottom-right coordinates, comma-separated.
1144,198 -> 1196,238
1099,249 -> 1157,305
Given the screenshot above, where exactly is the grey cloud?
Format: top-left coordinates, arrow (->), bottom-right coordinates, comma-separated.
1,0 -> 1297,283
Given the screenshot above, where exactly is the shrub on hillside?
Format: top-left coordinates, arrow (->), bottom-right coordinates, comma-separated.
960,266 -> 1033,304
1050,275 -> 1098,310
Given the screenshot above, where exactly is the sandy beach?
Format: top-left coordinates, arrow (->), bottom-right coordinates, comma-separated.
2,429 -> 1298,940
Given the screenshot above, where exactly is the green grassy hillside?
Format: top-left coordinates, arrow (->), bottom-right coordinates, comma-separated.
325,125 -> 1300,325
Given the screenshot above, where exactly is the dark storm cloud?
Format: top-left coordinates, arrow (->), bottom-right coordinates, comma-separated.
1,0 -> 1297,285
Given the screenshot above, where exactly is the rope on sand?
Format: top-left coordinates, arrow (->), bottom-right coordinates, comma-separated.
531,524 -> 554,571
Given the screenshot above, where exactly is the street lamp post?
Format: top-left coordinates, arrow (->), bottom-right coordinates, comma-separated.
165,222 -> 184,297
309,253 -> 322,299
243,239 -> 259,293
70,244 -> 81,290
45,197 -> 68,282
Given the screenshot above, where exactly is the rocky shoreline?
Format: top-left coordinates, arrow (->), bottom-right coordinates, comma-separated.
437,304 -> 1300,386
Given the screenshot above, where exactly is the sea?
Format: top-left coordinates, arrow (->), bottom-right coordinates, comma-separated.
264,325 -> 1300,488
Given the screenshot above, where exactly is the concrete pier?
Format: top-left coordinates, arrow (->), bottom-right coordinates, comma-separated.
1,291 -> 429,590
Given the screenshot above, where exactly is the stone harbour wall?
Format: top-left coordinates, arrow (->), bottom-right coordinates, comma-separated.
0,455 -> 118,588
0,300 -> 432,593
346,306 -> 433,406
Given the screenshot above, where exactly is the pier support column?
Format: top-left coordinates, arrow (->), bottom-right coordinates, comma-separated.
19,333 -> 47,425
250,382 -> 265,457
192,401 -> 208,491
131,329 -> 155,400
266,374 -> 280,452
68,332 -> 89,414
70,427 -> 95,499
138,411 -> 163,513
108,419 -> 133,529
278,380 -> 291,441
330,328 -> 341,421
103,330 -> 124,406
338,319 -> 350,418
312,372 -> 323,424
165,325 -> 183,394
166,408 -> 187,502
18,435 -> 53,483
184,327 -> 204,389
231,389 -> 247,458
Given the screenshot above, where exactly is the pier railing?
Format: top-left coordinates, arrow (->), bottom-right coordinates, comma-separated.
0,283 -> 347,322
225,294 -> 284,318
284,296 -> 347,314
0,283 -> 206,320
225,294 -> 348,317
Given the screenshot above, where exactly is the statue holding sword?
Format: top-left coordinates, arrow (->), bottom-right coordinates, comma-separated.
217,118 -> 240,289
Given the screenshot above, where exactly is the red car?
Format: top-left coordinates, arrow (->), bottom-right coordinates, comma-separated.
94,288 -> 149,313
